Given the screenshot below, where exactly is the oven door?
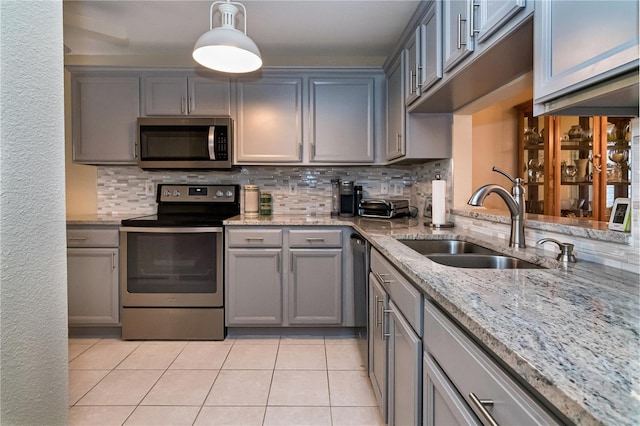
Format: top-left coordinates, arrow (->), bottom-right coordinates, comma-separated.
120,227 -> 223,307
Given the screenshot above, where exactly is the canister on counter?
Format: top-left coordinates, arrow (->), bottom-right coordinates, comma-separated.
244,184 -> 259,216
259,192 -> 272,215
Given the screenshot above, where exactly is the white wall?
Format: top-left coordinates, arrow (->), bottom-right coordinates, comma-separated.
0,2 -> 69,424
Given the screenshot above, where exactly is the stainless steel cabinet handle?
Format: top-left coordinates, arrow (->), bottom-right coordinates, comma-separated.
469,393 -> 498,426
181,96 -> 186,114
187,96 -> 192,114
409,70 -> 416,94
245,237 -> 264,242
470,1 -> 479,36
416,63 -> 422,91
305,238 -> 325,242
67,237 -> 88,241
112,252 -> 116,270
457,13 -> 468,49
375,295 -> 383,326
208,126 -> 216,160
382,308 -> 393,339
276,252 -> 280,273
374,272 -> 391,285
396,133 -> 401,153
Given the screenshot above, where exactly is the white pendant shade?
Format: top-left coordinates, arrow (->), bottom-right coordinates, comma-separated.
193,1 -> 262,74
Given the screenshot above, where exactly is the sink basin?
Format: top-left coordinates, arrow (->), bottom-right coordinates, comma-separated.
398,239 -> 498,255
427,254 -> 541,269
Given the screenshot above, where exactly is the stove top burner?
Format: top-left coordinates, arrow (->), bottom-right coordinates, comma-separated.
121,184 -> 240,228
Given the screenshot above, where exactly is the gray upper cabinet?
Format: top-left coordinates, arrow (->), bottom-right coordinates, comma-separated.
71,74 -> 139,164
475,0 -> 526,45
235,76 -> 303,163
442,0 -> 474,73
386,56 -> 405,161
309,77 -> 375,163
419,1 -> 443,93
404,28 -> 421,105
533,0 -> 639,115
142,74 -> 230,116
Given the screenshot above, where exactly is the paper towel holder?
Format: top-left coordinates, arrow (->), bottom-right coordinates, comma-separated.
425,174 -> 454,229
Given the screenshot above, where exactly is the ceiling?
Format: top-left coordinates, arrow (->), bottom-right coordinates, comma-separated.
63,0 -> 422,68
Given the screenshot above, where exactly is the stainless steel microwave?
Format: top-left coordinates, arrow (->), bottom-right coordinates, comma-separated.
137,117 -> 233,169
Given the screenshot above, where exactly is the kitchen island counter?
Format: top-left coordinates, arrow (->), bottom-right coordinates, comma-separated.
225,214 -> 640,425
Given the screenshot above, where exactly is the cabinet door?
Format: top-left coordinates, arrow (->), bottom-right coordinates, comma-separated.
404,28 -> 421,105
423,353 -> 480,426
67,248 -> 119,325
309,78 -> 374,163
188,76 -> 231,116
288,249 -> 342,325
143,76 -> 187,115
534,1 -> 639,103
386,57 -> 405,161
443,0 -> 474,72
419,1 -> 443,92
388,301 -> 422,426
475,0 -> 525,45
368,274 -> 388,421
226,248 -> 283,325
235,77 -> 302,163
71,75 -> 139,164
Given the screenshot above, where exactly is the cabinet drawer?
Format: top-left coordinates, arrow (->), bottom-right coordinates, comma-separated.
371,249 -> 422,336
424,301 -> 560,425
288,229 -> 342,248
227,228 -> 283,247
67,228 -> 119,247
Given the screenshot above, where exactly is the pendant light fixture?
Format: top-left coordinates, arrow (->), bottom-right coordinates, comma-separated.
193,1 -> 262,73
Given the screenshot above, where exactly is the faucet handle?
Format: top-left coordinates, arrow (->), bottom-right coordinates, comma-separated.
492,166 -> 522,185
536,238 -> 577,263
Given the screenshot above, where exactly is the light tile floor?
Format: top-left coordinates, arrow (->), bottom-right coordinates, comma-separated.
68,335 -> 384,426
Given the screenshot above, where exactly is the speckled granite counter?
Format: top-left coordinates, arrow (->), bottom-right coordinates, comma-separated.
67,213 -> 138,226
225,214 -> 640,425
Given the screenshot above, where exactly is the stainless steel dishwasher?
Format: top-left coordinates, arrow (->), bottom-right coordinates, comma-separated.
350,233 -> 369,369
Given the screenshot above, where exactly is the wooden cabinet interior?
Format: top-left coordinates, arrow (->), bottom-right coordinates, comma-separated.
518,102 -> 632,221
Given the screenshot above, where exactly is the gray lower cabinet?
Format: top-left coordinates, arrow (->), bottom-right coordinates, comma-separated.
66,227 -> 120,325
226,248 -> 283,325
424,300 -> 560,425
368,273 -> 388,420
225,227 -> 344,327
423,352 -> 480,426
70,73 -> 139,164
288,249 -> 342,324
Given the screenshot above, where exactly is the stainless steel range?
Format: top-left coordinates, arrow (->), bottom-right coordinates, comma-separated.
120,184 -> 240,340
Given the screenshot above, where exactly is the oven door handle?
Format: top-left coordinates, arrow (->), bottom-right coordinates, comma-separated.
120,226 -> 223,233
208,126 -> 216,160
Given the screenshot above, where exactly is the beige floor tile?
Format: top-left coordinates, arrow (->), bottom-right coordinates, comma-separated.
117,341 -> 186,369
222,344 -> 278,369
76,369 -> 164,405
263,406 -> 332,426
141,369 -> 219,406
326,342 -> 367,370
68,337 -> 101,345
275,344 -> 327,370
68,405 -> 135,426
205,370 -> 272,406
124,405 -> 200,425
68,369 -> 110,405
69,343 -> 139,370
323,336 -> 359,345
331,406 -> 385,425
328,371 -> 378,407
169,342 -> 232,370
194,406 -> 265,425
268,370 -> 329,406
95,337 -> 142,346
232,335 -> 281,345
69,344 -> 93,362
280,335 -> 325,345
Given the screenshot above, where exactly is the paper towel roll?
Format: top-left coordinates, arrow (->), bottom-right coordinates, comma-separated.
432,180 -> 447,225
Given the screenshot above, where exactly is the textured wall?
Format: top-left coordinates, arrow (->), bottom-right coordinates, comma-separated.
0,2 -> 69,424
96,161 -> 454,217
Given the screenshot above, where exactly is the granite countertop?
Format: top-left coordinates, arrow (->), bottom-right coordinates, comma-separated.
225,214 -> 640,425
66,213 -> 139,226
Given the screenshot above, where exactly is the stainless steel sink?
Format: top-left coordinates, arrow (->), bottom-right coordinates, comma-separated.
398,239 -> 498,255
427,254 -> 541,269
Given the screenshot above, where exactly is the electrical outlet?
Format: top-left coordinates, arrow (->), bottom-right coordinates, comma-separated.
380,182 -> 389,195
289,182 -> 298,195
393,183 -> 403,196
145,182 -> 154,197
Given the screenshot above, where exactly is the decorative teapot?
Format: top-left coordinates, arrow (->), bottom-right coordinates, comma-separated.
567,125 -> 584,141
524,127 -> 541,145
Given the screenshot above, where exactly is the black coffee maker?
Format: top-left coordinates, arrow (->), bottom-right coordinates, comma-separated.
340,181 -> 362,217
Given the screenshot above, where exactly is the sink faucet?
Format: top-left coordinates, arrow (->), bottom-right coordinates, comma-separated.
468,167 -> 526,248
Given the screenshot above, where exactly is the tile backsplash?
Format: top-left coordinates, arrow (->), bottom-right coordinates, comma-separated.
97,160 -> 453,216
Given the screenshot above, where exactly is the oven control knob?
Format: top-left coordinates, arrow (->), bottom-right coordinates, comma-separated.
164,190 -> 171,197
216,191 -> 223,197
173,190 -> 180,197
225,191 -> 233,197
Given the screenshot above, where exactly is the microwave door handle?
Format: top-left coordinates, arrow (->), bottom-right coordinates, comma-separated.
208,126 -> 216,160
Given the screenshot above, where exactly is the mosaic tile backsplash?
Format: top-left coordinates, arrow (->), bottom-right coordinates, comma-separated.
97,160 -> 453,217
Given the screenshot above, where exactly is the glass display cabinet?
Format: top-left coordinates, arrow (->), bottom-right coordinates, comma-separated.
518,102 -> 631,222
